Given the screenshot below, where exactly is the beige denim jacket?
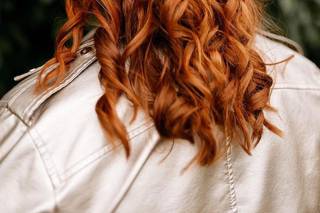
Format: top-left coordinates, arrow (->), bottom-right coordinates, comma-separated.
0,34 -> 319,213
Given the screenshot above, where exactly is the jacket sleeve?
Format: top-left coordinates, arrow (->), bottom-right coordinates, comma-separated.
0,106 -> 55,213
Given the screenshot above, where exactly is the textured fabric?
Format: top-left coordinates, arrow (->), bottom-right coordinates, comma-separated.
0,34 -> 319,213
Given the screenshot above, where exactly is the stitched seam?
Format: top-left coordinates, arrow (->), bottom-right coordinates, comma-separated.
61,143 -> 118,180
127,118 -> 154,138
225,137 -> 239,213
23,56 -> 95,121
16,40 -> 95,118
28,127 -> 63,187
61,121 -> 155,180
4,64 -> 58,125
5,106 -> 29,126
108,127 -> 160,213
272,87 -> 320,90
0,106 -> 61,193
8,63 -> 60,106
23,50 -> 95,117
25,131 -> 58,211
62,119 -> 154,174
0,100 -> 8,106
7,75 -> 38,105
22,54 -> 97,122
272,82 -> 320,90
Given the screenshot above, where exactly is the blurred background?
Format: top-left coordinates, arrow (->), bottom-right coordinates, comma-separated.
0,0 -> 319,96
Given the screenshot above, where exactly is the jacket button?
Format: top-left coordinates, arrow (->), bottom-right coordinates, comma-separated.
80,46 -> 93,55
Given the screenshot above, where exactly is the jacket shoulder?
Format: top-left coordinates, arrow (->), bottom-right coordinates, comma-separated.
254,34 -> 320,90
0,38 -> 97,126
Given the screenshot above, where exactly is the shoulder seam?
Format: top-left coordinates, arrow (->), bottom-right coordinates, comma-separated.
0,107 -> 57,207
2,73 -> 38,105
28,127 -> 64,188
22,53 -> 97,126
4,105 -> 29,126
4,40 -> 97,127
0,106 -> 57,185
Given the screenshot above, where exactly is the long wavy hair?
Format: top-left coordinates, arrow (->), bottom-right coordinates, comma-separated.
35,0 -> 284,167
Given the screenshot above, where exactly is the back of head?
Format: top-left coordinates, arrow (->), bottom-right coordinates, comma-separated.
35,0 -> 284,167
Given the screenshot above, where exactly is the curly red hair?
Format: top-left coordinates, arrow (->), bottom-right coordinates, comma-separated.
35,0 -> 283,167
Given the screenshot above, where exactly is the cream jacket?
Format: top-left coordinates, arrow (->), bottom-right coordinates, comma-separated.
0,34 -> 319,213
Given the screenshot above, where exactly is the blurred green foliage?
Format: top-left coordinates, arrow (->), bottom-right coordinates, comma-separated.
0,0 -> 319,96
266,0 -> 320,65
